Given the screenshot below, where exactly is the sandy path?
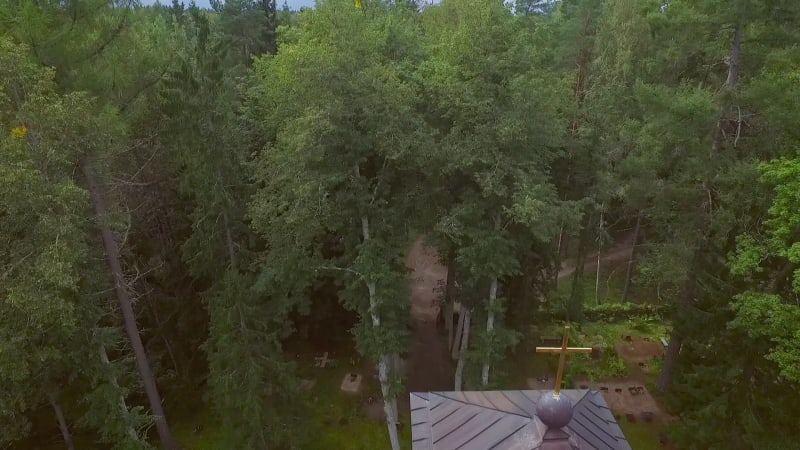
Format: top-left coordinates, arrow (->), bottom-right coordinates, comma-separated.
404,238 -> 453,395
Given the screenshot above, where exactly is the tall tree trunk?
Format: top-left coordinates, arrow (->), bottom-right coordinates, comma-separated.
146,297 -> 179,376
99,345 -> 140,441
656,327 -> 683,392
50,396 -> 75,450
454,308 -> 471,391
360,214 -> 400,450
621,214 -> 642,303
570,12 -> 593,133
712,24 -> 743,155
82,161 -> 180,450
261,0 -> 278,55
568,212 -> 592,317
444,255 -> 456,352
656,251 -> 700,392
481,277 -> 498,386
659,25 -> 743,393
725,26 -> 743,95
553,226 -> 565,290
451,306 -> 465,360
378,353 -> 400,450
595,209 -> 604,305
481,215 -> 502,386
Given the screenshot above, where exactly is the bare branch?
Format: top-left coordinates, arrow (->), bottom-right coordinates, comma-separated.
316,265 -> 364,279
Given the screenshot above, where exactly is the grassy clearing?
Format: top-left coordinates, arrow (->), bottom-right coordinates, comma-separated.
576,320 -> 669,347
165,337 -> 410,450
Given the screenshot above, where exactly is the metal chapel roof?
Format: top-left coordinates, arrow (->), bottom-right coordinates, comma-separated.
410,390 -> 631,450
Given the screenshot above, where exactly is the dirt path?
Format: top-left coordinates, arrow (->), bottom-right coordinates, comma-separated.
404,237 -> 453,396
401,232 -> 635,398
557,231 -> 636,280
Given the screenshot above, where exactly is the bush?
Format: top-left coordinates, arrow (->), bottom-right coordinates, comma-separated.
582,303 -> 668,322
600,354 -> 627,378
545,300 -> 668,323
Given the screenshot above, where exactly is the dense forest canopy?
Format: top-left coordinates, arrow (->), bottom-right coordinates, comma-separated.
1,0 -> 800,449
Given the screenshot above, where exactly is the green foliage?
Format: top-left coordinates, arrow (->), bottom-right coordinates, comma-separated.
727,157 -> 800,384
565,351 -> 627,383
4,0 -> 800,448
585,302 -> 668,322
0,36 -> 149,448
206,271 -> 301,448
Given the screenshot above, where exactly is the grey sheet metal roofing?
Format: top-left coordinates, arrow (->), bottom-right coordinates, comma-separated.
410,390 -> 632,450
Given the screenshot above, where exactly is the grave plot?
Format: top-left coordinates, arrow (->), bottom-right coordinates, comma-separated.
340,372 -> 363,394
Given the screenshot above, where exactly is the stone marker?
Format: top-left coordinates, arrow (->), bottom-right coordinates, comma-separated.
340,372 -> 362,394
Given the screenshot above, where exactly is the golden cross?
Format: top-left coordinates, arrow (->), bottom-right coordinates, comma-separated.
535,326 -> 592,396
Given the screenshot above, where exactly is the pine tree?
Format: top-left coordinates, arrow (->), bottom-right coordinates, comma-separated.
0,37 -> 152,448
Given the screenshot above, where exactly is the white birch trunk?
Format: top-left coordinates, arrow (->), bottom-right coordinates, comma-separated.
50,396 -> 75,450
621,214 -> 641,303
481,215 -> 502,385
481,277 -> 498,386
451,307 -> 465,360
360,211 -> 400,450
595,209 -> 603,305
454,308 -> 471,391
555,226 -> 564,289
378,353 -> 400,450
444,257 -> 456,352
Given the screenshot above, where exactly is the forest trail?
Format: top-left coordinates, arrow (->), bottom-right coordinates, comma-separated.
557,231 -> 636,280
404,237 -> 453,394
401,232 -> 635,394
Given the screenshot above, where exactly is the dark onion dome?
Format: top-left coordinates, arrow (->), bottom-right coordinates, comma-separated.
537,390 -> 573,429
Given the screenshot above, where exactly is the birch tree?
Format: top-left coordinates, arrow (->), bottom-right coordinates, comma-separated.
247,2 -> 427,448
418,0 -> 574,387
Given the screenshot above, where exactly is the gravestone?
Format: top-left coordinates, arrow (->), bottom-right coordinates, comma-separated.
315,352 -> 335,368
340,372 -> 363,394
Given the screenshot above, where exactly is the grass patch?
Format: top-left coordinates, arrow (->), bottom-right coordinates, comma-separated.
577,320 -> 669,346
170,409 -> 234,450
619,420 -> 666,450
